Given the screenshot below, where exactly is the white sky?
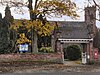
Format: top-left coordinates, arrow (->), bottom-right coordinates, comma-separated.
0,0 -> 100,28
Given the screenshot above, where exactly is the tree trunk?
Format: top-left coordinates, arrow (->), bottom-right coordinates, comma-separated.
28,0 -> 33,19
28,0 -> 38,53
51,35 -> 55,52
33,31 -> 38,53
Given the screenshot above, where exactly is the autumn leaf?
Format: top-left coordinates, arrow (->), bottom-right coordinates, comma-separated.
17,33 -> 31,44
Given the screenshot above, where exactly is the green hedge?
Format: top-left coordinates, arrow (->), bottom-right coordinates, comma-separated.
66,45 -> 81,60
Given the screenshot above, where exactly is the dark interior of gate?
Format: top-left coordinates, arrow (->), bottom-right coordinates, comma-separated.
63,44 -> 82,60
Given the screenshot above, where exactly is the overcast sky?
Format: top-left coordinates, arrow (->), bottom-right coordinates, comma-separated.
0,0 -> 100,28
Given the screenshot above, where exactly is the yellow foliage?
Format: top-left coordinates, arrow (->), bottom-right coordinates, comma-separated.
17,33 -> 31,44
24,19 -> 55,36
35,0 -> 79,19
10,19 -> 55,38
33,20 -> 55,36
10,20 -> 22,32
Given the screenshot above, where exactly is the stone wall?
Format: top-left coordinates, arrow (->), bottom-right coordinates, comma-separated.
0,53 -> 64,63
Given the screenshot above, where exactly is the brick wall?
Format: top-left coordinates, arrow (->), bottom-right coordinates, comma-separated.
0,53 -> 64,63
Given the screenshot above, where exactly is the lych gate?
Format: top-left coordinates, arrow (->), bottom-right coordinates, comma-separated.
57,38 -> 94,64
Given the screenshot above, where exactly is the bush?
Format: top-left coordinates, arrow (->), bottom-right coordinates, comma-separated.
66,45 -> 81,60
39,47 -> 54,53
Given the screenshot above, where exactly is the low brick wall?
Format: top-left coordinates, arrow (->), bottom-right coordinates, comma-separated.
0,53 -> 64,63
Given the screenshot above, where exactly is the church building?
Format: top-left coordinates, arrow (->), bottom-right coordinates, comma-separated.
51,6 -> 97,63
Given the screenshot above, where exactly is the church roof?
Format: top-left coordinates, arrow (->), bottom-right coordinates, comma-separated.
56,21 -> 90,39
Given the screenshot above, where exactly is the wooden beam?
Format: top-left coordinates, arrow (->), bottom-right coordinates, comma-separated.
58,38 -> 93,43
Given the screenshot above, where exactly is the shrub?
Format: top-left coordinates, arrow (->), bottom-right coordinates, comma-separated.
66,45 -> 81,60
39,47 -> 54,53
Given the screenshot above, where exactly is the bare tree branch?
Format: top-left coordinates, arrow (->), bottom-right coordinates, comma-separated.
93,0 -> 100,8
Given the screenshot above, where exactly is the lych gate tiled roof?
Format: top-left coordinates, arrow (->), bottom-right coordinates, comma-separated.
56,21 -> 90,39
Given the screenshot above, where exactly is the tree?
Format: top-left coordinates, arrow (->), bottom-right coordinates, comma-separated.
87,0 -> 100,20
0,0 -> 79,53
27,0 -> 79,53
0,13 -> 11,54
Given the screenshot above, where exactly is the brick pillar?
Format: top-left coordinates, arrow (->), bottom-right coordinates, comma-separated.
86,43 -> 90,63
56,40 -> 61,52
82,43 -> 87,52
56,40 -> 64,63
89,42 -> 93,62
51,35 -> 55,52
61,42 -> 64,52
60,43 -> 64,63
85,42 -> 93,63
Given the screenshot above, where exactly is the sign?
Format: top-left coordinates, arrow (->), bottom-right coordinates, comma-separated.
94,48 -> 98,59
19,44 -> 28,52
82,52 -> 87,64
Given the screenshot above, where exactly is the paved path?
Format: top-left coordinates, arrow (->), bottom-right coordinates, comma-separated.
63,60 -> 81,66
